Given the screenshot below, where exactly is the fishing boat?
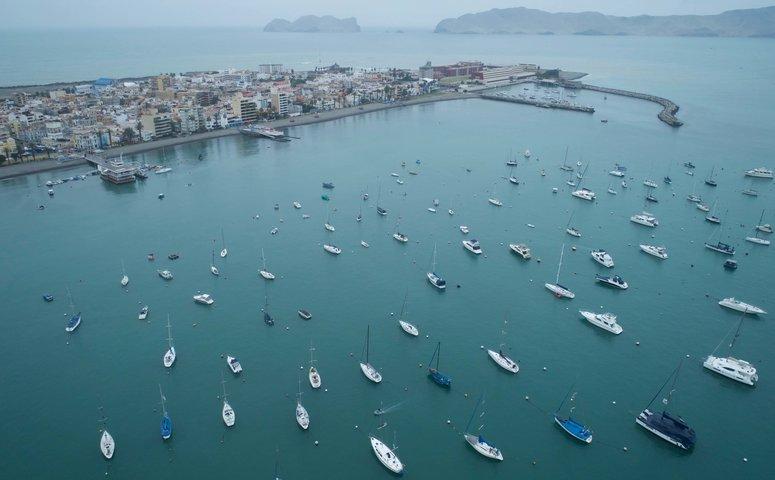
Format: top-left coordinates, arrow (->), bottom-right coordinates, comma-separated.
595,274 -> 629,290
359,326 -> 382,383
428,342 -> 451,388
427,242 -> 446,290
219,228 -> 228,257
462,239 -> 482,255
298,309 -> 312,320
640,244 -> 668,259
163,315 -> 176,368
159,384 -> 173,440
554,386 -> 593,444
120,260 -> 129,286
590,249 -> 614,268
745,167 -> 774,178
259,248 -> 276,279
509,243 -> 531,259
193,293 -> 214,305
227,355 -> 243,374
579,311 -> 622,334
545,244 -> 575,299
65,287 -> 81,333
463,395 -> 504,461
369,435 -> 404,474
635,361 -> 696,450
295,378 -> 310,430
487,315 -> 519,373
703,318 -> 758,386
704,166 -> 718,187
138,305 -> 149,320
309,346 -> 322,388
323,244 -> 342,255
210,241 -> 220,276
459,225 -> 470,234
630,212 -> 659,228
718,298 -> 766,315
221,377 -> 235,427
157,269 -> 173,280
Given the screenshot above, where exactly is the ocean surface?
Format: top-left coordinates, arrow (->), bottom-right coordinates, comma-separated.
1,31 -> 774,479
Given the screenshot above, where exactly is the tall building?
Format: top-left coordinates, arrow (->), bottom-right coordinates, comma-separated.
271,92 -> 289,116
258,64 -> 284,75
178,107 -> 204,135
152,75 -> 172,93
140,112 -> 172,140
231,95 -> 258,124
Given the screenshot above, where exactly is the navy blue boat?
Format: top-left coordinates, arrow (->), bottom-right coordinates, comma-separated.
636,360 -> 696,450
159,384 -> 173,440
428,342 -> 451,388
42,294 -> 54,302
322,182 -> 335,189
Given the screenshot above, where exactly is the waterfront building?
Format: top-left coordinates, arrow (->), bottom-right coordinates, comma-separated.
140,112 -> 173,140
98,158 -> 136,184
476,65 -> 537,86
271,92 -> 290,116
231,95 -> 258,124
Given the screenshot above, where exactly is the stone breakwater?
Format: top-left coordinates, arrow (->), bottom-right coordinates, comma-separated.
575,83 -> 683,127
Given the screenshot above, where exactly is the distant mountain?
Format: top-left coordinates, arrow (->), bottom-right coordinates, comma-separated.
264,15 -> 360,33
434,6 -> 775,37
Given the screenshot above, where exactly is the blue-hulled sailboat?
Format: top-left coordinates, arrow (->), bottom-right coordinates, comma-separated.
635,360 -> 696,450
428,342 -> 451,388
159,384 -> 172,440
553,385 -> 593,444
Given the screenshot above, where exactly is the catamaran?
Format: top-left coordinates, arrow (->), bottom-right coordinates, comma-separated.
259,248 -> 276,279
360,325 -> 382,383
703,317 -> 758,386
630,212 -> 658,227
545,244 -> 575,299
309,345 -> 322,388
590,249 -> 614,267
159,384 -> 173,440
463,394 -> 504,461
369,435 -> 404,474
220,228 -> 228,257
718,297 -> 766,315
427,242 -> 446,290
635,361 -> 696,450
554,386 -> 593,444
487,315 -> 519,373
65,287 -> 81,333
640,244 -> 668,259
428,342 -> 451,388
579,311 -> 623,334
163,315 -> 176,368
221,376 -> 235,427
120,260 -> 129,286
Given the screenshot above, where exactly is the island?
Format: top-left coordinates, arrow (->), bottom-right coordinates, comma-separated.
434,6 -> 775,37
264,15 -> 360,33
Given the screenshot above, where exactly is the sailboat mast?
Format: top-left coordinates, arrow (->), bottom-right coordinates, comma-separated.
556,244 -> 565,284
556,384 -> 575,413
158,384 -> 166,414
646,360 -> 682,409
465,394 -> 484,433
366,325 -> 370,363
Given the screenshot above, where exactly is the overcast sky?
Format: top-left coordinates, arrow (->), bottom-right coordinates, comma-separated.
3,1 -> 773,28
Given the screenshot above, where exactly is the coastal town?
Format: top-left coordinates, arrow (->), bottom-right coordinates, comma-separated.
0,61 -> 541,167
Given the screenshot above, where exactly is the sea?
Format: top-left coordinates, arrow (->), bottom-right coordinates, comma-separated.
0,29 -> 774,479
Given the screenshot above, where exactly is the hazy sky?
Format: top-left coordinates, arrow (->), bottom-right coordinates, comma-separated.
3,1 -> 773,28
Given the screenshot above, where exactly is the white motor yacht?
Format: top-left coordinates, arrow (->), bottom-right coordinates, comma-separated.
361,241 -> 370,248
157,269 -> 173,280
595,274 -> 629,290
487,349 -> 519,373
609,170 -> 625,177
756,223 -> 772,233
459,225 -> 469,234
509,243 -> 531,259
138,305 -> 149,320
639,244 -> 668,259
193,293 -> 214,305
571,188 -> 595,201
227,355 -> 243,374
580,311 -> 623,334
324,223 -> 335,232
703,356 -> 758,385
293,201 -> 302,209
323,244 -> 342,255
462,239 -> 482,254
630,212 -> 659,227
718,298 -> 766,315
591,250 -> 614,267
745,167 -> 773,178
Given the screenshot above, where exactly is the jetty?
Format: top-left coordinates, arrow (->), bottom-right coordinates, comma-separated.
480,92 -> 595,113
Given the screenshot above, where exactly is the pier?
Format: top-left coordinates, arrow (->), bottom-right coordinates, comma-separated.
563,81 -> 683,127
480,92 -> 595,113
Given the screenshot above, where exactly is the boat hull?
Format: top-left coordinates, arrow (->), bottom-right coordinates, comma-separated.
360,363 -> 382,383
370,436 -> 404,474
487,350 -> 519,373
703,356 -> 757,386
554,415 -> 593,444
464,434 -> 503,461
635,409 -> 695,450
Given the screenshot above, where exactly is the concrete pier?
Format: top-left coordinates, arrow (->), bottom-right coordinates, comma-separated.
569,82 -> 683,127
480,92 -> 595,113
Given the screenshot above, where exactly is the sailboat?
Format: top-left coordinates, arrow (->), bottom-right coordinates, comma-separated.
746,210 -> 771,245
98,407 -> 115,459
703,317 -> 758,385
545,244 -> 575,299
565,211 -> 581,237
427,342 -> 451,388
487,315 -> 519,373
209,240 -> 220,276
324,206 -> 335,232
220,228 -> 228,257
705,200 -> 721,224
704,165 -> 717,187
163,314 -> 176,368
559,146 -> 574,172
427,242 -> 446,290
463,394 -> 503,461
356,201 -> 363,222
755,210 -> 773,233
159,384 -> 173,440
262,291 -> 275,326
635,360 -> 696,450
359,325 -> 382,383
65,287 -> 81,333
704,219 -> 736,255
397,292 -> 419,336
554,386 -> 593,443
309,345 -> 322,388
376,181 -> 388,216
259,248 -> 275,279
571,164 -> 595,200
120,260 -> 129,286
369,433 -> 404,474
221,374 -> 235,427
392,217 -> 408,243
295,376 -> 310,430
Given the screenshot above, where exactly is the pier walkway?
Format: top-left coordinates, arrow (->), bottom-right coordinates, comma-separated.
480,92 -> 595,113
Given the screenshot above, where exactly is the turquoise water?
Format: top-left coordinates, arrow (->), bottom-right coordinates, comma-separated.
2,33 -> 775,479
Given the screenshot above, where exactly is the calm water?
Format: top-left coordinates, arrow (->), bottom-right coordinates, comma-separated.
1,32 -> 774,479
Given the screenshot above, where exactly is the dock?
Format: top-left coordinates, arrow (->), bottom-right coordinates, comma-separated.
562,81 -> 682,127
480,92 -> 595,113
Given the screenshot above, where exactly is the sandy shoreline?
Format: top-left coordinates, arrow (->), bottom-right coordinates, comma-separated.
1,91 -> 478,180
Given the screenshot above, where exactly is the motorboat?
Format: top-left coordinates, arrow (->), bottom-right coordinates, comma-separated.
595,274 -> 628,290
360,241 -> 370,248
607,187 -> 617,195
66,312 -> 82,332
396,178 -> 404,185
193,293 -> 214,305
704,241 -> 735,255
138,305 -> 149,320
293,201 -> 301,209
324,222 -> 335,232
427,207 -> 436,213
640,244 -> 668,259
227,355 -> 243,374
509,243 -> 531,259
298,309 -> 312,320
718,297 -> 766,315
157,269 -> 173,280
121,274 -> 129,287
448,209 -> 455,215
487,349 -> 519,373
508,176 -> 519,185
393,232 -> 408,243
323,244 -> 342,255
322,182 -> 335,189
579,311 -> 623,334
524,149 -> 531,158
684,161 -> 696,169
43,294 -> 54,302
664,176 -> 672,184
459,225 -> 469,234
723,259 -> 738,270
703,356 -> 757,386
270,227 -> 279,235
745,167 -> 773,179
643,179 -> 658,188
609,169 -> 625,177
369,436 -> 404,474
399,320 -> 419,336
488,197 -> 503,206
745,236 -> 770,246
590,250 -> 614,268
630,212 -> 658,227
571,188 -> 595,201
210,264 -> 220,276
100,430 -> 115,459
167,253 -> 180,260
462,239 -> 482,255
756,223 -> 772,234
390,172 -> 399,178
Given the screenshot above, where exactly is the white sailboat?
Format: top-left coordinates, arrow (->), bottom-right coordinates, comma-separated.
324,206 -> 335,232
98,408 -> 115,460
392,218 -> 408,243
308,345 -> 322,389
295,377 -> 310,430
259,248 -> 276,280
359,325 -> 382,383
487,315 -> 519,373
545,244 -> 575,299
210,240 -> 220,276
221,375 -> 235,427
369,434 -> 404,474
426,242 -> 446,290
397,293 -> 419,337
565,211 -> 582,237
718,298 -> 766,315
163,315 -> 176,368
220,228 -> 228,257
746,210 -> 771,245
120,259 -> 129,286
703,317 -> 758,386
463,395 -> 504,461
